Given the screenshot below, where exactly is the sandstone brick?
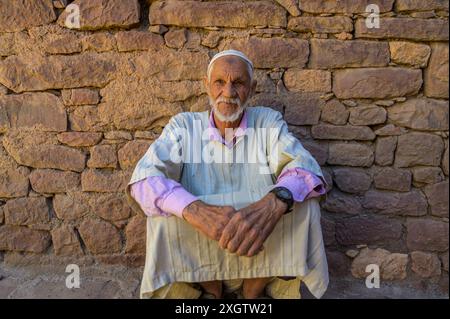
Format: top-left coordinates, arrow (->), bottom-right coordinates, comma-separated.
44,33 -> 82,55
389,41 -> 431,68
312,125 -> 375,141
116,31 -> 164,52
57,0 -> 140,30
164,29 -> 188,49
411,251 -> 442,278
4,197 -> 50,226
284,69 -> 331,93
254,71 -> 276,93
0,0 -> 56,32
3,131 -> 86,172
333,168 -> 372,194
227,37 -> 309,69
0,93 -> 67,132
288,16 -> 352,34
81,33 -> 117,52
424,43 -> 449,98
69,105 -> 104,132
0,53 -> 117,93
355,18 -> 449,41
0,205 -> 3,224
104,131 -> 133,141
61,88 -> 100,106
396,0 -> 449,11
81,169 -> 127,193
279,93 -> 324,126
299,0 -> 394,13
30,169 -> 80,194
57,132 -> 102,147
53,193 -> 89,221
374,124 -> 407,136
309,39 -> 390,69
327,250 -> 351,276
336,216 -> 402,246
349,105 -> 387,126
321,189 -> 363,215
442,144 -> 449,176
412,167 -> 444,186
0,167 -> 30,199
395,133 -> 444,167
150,1 -> 286,28
118,140 -> 152,170
201,31 -> 222,49
388,98 -> 449,131
351,248 -> 408,280
373,167 -> 412,192
0,225 -> 51,253
88,145 -> 117,169
328,142 -> 374,167
302,141 -> 328,166
424,181 -> 449,217
441,251 -> 449,272
333,68 -> 422,99
320,99 -> 349,125
274,0 -> 301,16
51,225 -> 83,256
89,194 -> 131,222
363,189 -> 427,216
0,33 -> 15,56
375,136 -> 397,166
78,219 -> 122,254
406,219 -> 449,252
125,215 -> 146,254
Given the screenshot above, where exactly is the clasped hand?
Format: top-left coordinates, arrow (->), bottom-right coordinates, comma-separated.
182,193 -> 287,257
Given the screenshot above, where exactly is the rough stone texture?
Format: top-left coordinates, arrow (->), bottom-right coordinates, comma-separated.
89,194 -> 131,222
336,216 -> 403,246
396,0 -> 449,11
412,167 -> 444,186
355,18 -> 449,41
328,142 -> 374,167
81,169 -> 127,193
333,168 -> 372,194
299,0 -> 394,13
88,145 -> 117,169
30,169 -> 80,194
321,189 -> 363,215
423,181 -> 449,217
61,89 -> 99,106
424,43 -> 449,99
351,248 -> 408,281
57,132 -> 103,147
53,193 -> 89,221
116,31 -> 164,52
125,215 -> 146,255
389,42 -> 431,68
388,99 -> 449,131
312,125 -> 375,141
375,137 -> 397,166
0,54 -> 117,93
320,99 -> 349,125
3,131 -> 86,172
51,225 -> 83,256
443,143 -> 449,176
4,197 -> 50,226
118,140 -> 152,170
288,16 -> 352,34
150,1 -> 287,28
0,93 -> 67,132
309,40 -> 389,69
333,68 -> 423,99
373,167 -> 412,192
411,251 -> 442,278
395,133 -> 444,167
362,189 -> 428,216
279,93 -> 324,126
57,0 -> 140,30
275,0 -> 300,16
0,0 -> 56,32
284,69 -> 331,93
349,106 -> 387,126
78,219 -> 121,255
227,37 -> 309,69
0,226 -> 51,253
406,219 -> 449,252
0,167 -> 30,199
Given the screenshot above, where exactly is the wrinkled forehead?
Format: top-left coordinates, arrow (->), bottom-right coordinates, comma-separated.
209,56 -> 251,79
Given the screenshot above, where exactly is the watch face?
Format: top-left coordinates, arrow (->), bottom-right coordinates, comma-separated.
278,188 -> 292,200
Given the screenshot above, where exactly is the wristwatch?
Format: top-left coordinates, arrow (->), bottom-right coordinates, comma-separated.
269,186 -> 294,215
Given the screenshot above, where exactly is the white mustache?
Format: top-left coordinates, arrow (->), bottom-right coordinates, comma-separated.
214,96 -> 242,107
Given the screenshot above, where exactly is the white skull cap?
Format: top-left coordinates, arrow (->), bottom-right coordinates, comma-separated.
207,49 -> 254,78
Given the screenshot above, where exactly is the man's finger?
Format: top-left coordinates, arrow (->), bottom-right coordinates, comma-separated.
246,222 -> 276,256
235,227 -> 260,256
218,218 -> 239,249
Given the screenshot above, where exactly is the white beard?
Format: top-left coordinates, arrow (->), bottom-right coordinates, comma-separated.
209,96 -> 248,123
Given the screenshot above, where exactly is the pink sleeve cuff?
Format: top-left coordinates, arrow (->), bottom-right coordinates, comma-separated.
158,186 -> 199,218
274,168 -> 327,202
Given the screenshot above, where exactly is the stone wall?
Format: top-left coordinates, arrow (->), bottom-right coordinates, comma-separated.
0,0 -> 448,297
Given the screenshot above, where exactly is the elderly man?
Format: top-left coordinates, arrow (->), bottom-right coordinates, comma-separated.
126,50 -> 329,299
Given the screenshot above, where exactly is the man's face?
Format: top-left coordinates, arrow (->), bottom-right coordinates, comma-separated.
204,56 -> 256,122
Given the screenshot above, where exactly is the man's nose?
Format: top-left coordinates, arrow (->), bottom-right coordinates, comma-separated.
222,82 -> 237,98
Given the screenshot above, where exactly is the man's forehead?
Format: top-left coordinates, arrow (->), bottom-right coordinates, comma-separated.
210,56 -> 250,78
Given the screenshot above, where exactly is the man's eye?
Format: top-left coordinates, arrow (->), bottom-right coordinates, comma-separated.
215,80 -> 225,85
